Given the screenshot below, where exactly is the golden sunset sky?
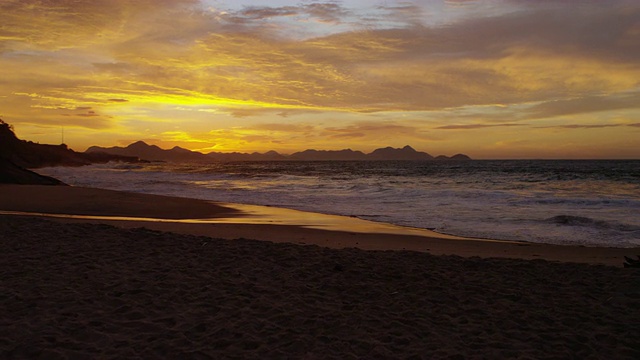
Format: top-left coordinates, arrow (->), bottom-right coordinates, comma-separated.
1,0 -> 639,158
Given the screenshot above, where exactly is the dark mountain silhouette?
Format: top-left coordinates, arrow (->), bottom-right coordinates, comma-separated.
89,140 -> 471,162
367,145 -> 433,160
89,142 -> 290,162
289,149 -> 367,161
434,153 -> 472,161
446,154 -> 472,161
87,141 -> 208,162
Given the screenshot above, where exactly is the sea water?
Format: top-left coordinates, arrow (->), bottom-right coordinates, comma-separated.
37,160 -> 640,247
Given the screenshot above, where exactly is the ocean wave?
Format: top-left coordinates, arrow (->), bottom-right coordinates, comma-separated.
517,196 -> 640,208
545,215 -> 640,232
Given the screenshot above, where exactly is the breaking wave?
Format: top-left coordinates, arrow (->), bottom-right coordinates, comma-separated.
546,215 -> 640,232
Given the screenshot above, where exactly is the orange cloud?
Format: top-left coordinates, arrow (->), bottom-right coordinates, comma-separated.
436,123 -> 527,130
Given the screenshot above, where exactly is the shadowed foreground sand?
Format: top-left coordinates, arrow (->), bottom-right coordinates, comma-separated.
1,216 -> 639,359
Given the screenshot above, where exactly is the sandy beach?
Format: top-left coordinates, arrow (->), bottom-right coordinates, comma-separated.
1,184 -> 639,358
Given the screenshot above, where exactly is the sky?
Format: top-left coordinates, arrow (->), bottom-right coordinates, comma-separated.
1,0 -> 639,159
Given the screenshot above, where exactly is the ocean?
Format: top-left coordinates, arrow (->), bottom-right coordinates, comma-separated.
37,160 -> 640,248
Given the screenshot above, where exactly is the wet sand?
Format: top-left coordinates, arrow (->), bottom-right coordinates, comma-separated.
0,184 -> 636,266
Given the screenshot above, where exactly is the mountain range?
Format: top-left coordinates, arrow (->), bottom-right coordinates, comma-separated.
87,142 -> 471,162
0,117 -> 471,184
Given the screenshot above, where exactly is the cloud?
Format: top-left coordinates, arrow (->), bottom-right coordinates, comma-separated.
237,6 -> 299,20
0,0 -> 204,51
237,3 -> 347,23
523,92 -> 640,119
304,3 -> 349,24
63,110 -> 101,118
160,130 -> 211,143
289,3 -> 639,111
436,123 -> 527,130
251,123 -> 315,133
372,3 -> 426,27
535,123 -> 635,130
445,0 -> 480,4
4,0 -> 638,116
324,122 -> 429,139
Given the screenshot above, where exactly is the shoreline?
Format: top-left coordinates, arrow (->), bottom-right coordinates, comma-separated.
1,184 -> 637,266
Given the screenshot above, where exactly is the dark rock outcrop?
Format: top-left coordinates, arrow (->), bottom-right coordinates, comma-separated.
0,119 -> 138,185
1,120 -> 138,169
0,158 -> 65,185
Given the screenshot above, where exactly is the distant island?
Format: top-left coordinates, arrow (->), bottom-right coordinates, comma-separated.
88,141 -> 471,163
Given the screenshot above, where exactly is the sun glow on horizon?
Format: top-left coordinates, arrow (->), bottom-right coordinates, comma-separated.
1,0 -> 639,159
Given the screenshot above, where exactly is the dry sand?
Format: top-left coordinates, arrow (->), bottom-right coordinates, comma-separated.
1,216 -> 639,359
1,184 -> 639,358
